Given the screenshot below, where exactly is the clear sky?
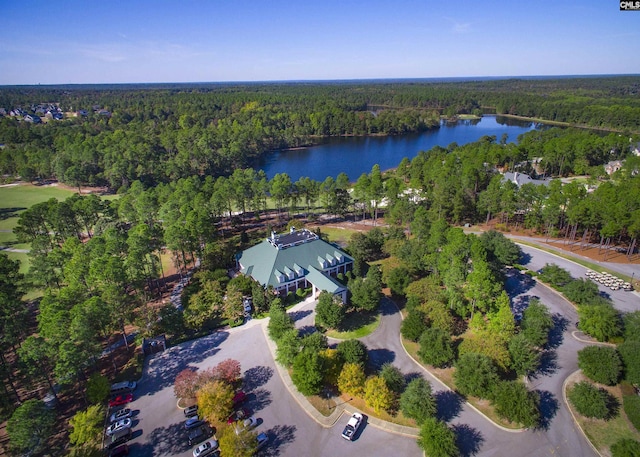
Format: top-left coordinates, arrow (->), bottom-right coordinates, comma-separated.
1,0 -> 638,85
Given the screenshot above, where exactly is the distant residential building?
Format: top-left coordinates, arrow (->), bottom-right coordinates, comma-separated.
0,108 -> 7,116
96,109 -> 111,117
604,160 -> 623,176
23,114 -> 41,124
75,109 -> 89,117
236,228 -> 353,303
501,171 -> 551,187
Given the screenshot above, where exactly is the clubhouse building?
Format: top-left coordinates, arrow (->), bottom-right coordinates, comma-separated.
236,228 -> 353,302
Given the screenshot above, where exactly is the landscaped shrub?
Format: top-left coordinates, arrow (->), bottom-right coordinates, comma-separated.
417,417 -> 459,457
400,378 -> 436,425
417,327 -> 455,368
380,363 -> 405,395
563,278 -> 605,306
623,311 -> 640,342
336,339 -> 368,366
611,438 -> 640,457
623,394 -> 640,432
578,346 -> 621,386
577,303 -> 622,342
568,381 -> 612,419
337,362 -> 366,396
400,310 -> 428,342
364,376 -> 394,414
491,380 -> 540,428
619,341 -> 640,386
538,263 -> 573,289
453,353 -> 499,399
291,350 -> 325,396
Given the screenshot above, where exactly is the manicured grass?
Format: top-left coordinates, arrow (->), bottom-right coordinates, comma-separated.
325,310 -> 381,339
566,377 -> 640,454
401,335 -> 521,429
0,184 -> 76,210
5,251 -> 30,274
314,226 -> 359,246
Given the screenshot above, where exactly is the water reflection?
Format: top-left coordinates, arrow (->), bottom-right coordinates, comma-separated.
259,115 -> 543,181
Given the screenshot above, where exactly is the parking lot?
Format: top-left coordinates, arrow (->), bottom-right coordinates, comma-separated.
120,319 -> 422,457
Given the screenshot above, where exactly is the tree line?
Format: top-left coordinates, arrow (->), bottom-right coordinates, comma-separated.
1,76 -> 640,191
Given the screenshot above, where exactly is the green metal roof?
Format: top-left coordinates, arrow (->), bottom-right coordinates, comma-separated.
237,233 -> 353,289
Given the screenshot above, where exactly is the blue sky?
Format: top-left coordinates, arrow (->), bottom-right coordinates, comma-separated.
1,0 -> 638,85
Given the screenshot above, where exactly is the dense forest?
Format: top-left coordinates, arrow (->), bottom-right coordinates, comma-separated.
1,76 -> 639,191
2,77 -> 640,455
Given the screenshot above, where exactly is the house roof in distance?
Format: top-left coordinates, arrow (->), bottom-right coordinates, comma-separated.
237,228 -> 353,289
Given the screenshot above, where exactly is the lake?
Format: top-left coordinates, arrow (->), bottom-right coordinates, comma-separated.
258,115 -> 544,182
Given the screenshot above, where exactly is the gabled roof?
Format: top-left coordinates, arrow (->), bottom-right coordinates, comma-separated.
237,230 -> 353,288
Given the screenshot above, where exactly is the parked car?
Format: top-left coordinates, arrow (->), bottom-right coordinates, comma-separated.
341,413 -> 363,441
106,418 -> 132,436
188,425 -> 211,446
256,432 -> 269,451
110,381 -> 137,396
185,417 -> 204,430
106,429 -> 132,450
232,391 -> 247,406
109,394 -> 133,408
109,444 -> 129,457
234,416 -> 258,434
109,408 -> 132,424
184,405 -> 198,417
227,407 -> 249,424
192,438 -> 219,457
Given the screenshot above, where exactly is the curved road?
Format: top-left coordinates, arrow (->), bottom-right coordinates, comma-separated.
127,244 -> 637,457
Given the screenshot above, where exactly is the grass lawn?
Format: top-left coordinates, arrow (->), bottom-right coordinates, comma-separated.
402,337 -> 522,430
325,310 -> 381,339
0,184 -> 76,210
567,375 -> 640,455
314,226 -> 359,246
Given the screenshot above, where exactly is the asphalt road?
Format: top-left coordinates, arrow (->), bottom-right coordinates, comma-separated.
123,319 -> 421,457
120,243 -> 638,457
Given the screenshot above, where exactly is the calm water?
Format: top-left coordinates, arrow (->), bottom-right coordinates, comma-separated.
259,115 -> 544,182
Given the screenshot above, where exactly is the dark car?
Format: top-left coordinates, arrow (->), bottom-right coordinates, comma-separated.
184,405 -> 198,417
109,444 -> 129,457
188,425 -> 212,446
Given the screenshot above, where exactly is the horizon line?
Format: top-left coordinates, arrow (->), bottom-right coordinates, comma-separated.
2,73 -> 640,88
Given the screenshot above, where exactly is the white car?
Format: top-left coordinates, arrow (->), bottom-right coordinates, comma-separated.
192,439 -> 219,457
234,416 -> 258,434
341,413 -> 363,441
109,408 -> 132,424
106,418 -> 132,436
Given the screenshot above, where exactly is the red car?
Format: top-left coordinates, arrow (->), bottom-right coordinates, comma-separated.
232,391 -> 247,406
109,393 -> 133,408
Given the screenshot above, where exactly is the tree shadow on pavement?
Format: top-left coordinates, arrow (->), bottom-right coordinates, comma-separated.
249,387 -> 272,413
141,331 -> 229,396
366,348 -> 395,371
534,350 -> 558,377
259,424 -> 297,457
452,423 -> 484,457
288,309 -> 312,322
140,422 -> 193,457
546,313 -> 568,349
243,365 -> 274,392
435,390 -> 464,422
535,390 -> 559,431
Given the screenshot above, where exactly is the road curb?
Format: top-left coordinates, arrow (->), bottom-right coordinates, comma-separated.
562,370 -> 604,457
